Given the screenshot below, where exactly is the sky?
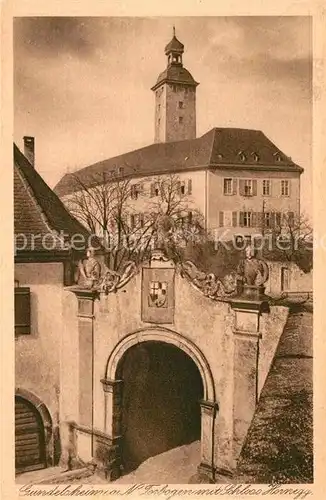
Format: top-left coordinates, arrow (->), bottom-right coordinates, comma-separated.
14,16 -> 312,216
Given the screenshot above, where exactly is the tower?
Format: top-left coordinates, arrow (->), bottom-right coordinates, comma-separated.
151,28 -> 199,143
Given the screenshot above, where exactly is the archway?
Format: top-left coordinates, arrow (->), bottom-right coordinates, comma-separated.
103,328 -> 217,477
106,327 -> 215,402
117,341 -> 204,472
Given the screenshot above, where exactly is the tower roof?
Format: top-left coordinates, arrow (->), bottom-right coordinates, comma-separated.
152,65 -> 198,91
152,28 -> 198,91
164,35 -> 184,55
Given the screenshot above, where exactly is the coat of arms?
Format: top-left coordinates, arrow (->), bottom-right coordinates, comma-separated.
148,281 -> 168,308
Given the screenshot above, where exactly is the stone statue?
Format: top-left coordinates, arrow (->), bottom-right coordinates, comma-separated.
237,245 -> 269,293
78,247 -> 102,289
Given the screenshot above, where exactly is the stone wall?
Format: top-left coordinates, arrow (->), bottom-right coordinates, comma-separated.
60,259 -> 289,479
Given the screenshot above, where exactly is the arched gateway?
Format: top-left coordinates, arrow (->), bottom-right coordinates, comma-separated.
106,327 -> 215,401
66,250 -> 282,482
101,327 -> 218,479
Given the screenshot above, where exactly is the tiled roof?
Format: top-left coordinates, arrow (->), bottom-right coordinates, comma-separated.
54,128 -> 303,197
153,65 -> 198,89
14,143 -> 92,254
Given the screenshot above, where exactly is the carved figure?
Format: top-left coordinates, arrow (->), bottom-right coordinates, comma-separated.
78,247 -> 102,288
237,245 -> 269,287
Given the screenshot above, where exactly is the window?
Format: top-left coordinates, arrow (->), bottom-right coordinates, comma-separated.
130,184 -> 140,200
243,212 -> 252,227
262,180 -> 271,196
244,180 -> 253,196
179,101 -> 184,109
224,178 -> 233,195
179,116 -> 184,124
187,179 -> 192,195
130,213 -> 144,229
281,267 -> 290,292
239,179 -> 257,196
158,104 -> 161,112
264,212 -> 272,228
172,85 -> 177,92
180,181 -> 186,195
276,212 -> 282,227
288,211 -> 295,226
219,211 -> 224,227
150,182 -> 160,197
139,213 -> 144,228
158,118 -> 161,126
15,287 -> 31,335
224,178 -> 237,195
281,180 -> 290,196
239,211 -> 259,228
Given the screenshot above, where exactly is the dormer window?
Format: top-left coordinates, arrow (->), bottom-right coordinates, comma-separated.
238,152 -> 246,162
217,154 -> 223,160
251,152 -> 259,162
274,152 -> 282,162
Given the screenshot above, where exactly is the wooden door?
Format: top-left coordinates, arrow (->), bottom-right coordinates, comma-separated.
15,396 -> 46,473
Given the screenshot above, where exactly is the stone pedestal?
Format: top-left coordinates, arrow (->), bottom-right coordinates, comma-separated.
197,400 -> 219,482
230,293 -> 268,461
68,288 -> 97,464
95,378 -> 124,480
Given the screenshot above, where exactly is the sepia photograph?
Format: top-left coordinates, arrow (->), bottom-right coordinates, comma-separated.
11,14 -> 314,490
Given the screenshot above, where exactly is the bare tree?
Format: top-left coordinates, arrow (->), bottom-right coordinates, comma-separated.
262,212 -> 313,272
64,170 -> 205,272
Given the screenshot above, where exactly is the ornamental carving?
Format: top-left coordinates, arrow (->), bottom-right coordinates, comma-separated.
100,261 -> 138,294
179,261 -> 237,299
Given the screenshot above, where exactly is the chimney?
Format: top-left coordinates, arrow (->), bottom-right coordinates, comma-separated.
23,136 -> 35,167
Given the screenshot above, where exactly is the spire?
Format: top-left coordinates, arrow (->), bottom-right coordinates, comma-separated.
164,28 -> 184,66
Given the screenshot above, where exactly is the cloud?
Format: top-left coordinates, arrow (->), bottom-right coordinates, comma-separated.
14,17 -> 99,59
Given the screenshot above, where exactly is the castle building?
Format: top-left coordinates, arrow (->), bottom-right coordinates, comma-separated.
54,30 -> 303,243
